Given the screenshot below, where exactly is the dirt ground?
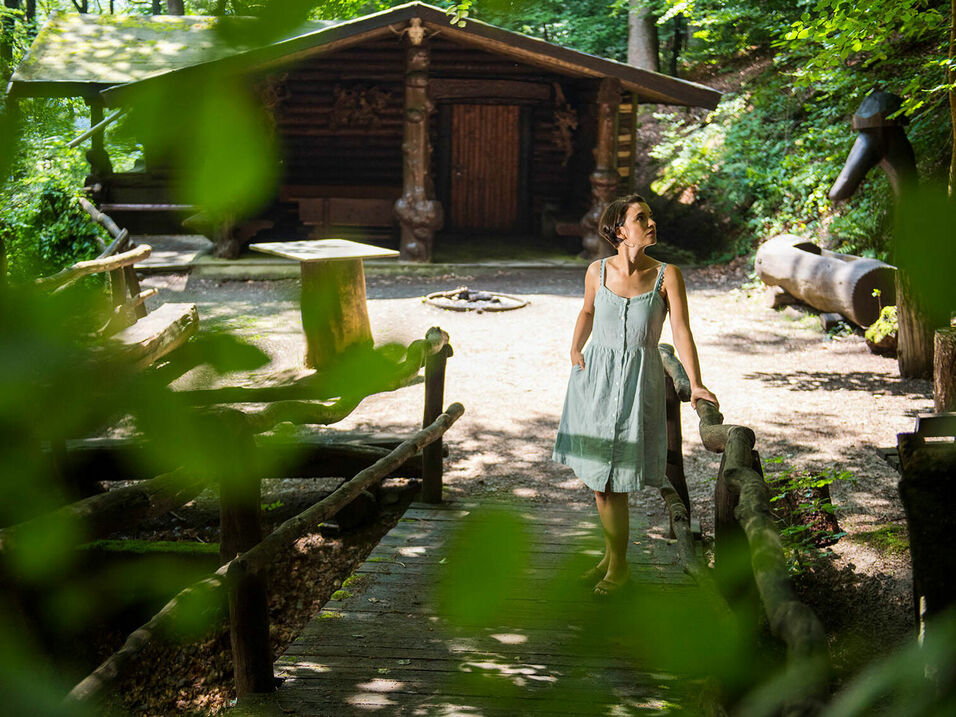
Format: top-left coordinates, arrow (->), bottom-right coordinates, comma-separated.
138,257 -> 929,692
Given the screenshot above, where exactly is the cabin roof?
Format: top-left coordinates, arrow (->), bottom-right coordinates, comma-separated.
8,3 -> 721,109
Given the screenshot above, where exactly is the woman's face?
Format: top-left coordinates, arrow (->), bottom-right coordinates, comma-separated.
616,202 -> 657,249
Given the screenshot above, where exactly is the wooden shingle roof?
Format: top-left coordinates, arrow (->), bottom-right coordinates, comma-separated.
9,3 -> 721,109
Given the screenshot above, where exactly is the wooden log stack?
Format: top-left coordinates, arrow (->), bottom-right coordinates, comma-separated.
755,234 -> 896,327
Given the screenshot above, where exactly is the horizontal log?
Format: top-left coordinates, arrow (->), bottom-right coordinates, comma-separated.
0,469 -> 206,557
57,437 -> 424,482
62,403 -> 465,706
179,326 -> 449,407
755,234 -> 895,327
35,244 -> 151,292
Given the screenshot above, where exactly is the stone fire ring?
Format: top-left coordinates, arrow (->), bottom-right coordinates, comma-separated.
424,286 -> 529,312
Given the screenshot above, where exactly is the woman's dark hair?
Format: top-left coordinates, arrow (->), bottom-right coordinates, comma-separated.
598,194 -> 649,248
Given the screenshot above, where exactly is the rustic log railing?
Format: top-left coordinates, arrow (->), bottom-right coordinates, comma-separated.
10,326 -> 460,706
657,343 -> 830,715
61,402 -> 464,705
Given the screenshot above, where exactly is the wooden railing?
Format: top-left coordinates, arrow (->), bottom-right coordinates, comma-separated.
657,344 -> 830,716
0,314 -> 460,705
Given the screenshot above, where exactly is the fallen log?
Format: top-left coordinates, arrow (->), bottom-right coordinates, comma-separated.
56,437 -> 425,484
755,234 -> 895,327
0,469 -> 206,556
62,402 -> 465,706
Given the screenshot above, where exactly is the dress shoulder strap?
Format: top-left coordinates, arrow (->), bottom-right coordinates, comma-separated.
654,263 -> 668,292
599,258 -> 607,287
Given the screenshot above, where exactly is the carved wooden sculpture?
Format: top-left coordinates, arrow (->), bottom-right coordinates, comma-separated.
580,78 -> 621,259
830,90 -> 936,378
394,20 -> 443,262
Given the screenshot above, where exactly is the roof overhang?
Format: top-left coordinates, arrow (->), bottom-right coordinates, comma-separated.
9,3 -> 721,110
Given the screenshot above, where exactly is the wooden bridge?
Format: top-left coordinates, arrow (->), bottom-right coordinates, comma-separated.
266,501 -> 710,715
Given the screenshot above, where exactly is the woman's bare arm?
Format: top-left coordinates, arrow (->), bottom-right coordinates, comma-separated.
570,261 -> 600,368
663,265 -> 718,408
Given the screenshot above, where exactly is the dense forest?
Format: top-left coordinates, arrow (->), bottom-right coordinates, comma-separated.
1,0 -> 952,278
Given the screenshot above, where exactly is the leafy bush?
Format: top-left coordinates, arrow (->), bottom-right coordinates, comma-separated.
1,132 -> 108,282
764,456 -> 854,574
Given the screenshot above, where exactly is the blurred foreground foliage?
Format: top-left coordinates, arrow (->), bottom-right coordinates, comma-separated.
434,505 -> 956,716
0,281 -> 271,713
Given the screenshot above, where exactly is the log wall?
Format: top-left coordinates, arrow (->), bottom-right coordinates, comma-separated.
267,36 -> 593,231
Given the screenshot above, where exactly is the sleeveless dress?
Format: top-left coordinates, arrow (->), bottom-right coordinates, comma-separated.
552,259 -> 668,492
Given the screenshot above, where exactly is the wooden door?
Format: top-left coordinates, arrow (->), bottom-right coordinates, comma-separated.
449,104 -> 520,232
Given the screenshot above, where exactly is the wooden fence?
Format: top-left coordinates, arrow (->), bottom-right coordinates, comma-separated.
658,343 -> 830,716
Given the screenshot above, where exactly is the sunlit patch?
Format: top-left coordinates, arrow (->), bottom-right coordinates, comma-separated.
397,546 -> 428,556
459,660 -> 555,683
489,632 -> 527,645
355,678 -> 404,692
286,660 -> 329,674
512,487 -> 537,498
344,692 -> 396,709
556,479 -> 580,489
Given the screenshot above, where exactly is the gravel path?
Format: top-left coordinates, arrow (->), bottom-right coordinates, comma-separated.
142,261 -> 930,668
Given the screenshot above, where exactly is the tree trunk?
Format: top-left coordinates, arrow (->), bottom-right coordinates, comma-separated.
935,327 -> 956,411
151,0 -> 161,14
1,1 -> 20,66
627,0 -> 659,72
896,269 -> 936,379
166,0 -> 184,14
668,15 -> 686,78
949,0 -> 955,197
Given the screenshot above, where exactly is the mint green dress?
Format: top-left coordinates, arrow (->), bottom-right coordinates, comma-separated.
552,259 -> 668,492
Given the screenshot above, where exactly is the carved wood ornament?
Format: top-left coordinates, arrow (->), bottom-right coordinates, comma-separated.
255,73 -> 289,134
330,84 -> 392,131
551,83 -> 578,168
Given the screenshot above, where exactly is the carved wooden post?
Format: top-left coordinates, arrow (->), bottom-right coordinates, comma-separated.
219,417 -> 274,696
421,339 -> 453,503
580,78 -> 621,259
395,19 -> 443,262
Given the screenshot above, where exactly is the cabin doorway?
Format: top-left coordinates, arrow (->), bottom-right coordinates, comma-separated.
445,104 -> 523,233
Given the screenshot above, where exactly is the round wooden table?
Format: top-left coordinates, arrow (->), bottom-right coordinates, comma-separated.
249,239 -> 400,369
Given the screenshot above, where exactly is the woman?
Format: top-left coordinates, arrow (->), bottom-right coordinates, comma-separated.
552,194 -> 718,598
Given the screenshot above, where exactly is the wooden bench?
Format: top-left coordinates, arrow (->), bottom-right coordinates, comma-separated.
39,199 -> 200,370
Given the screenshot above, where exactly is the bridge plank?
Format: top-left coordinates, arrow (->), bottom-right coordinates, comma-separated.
269,500 -> 705,715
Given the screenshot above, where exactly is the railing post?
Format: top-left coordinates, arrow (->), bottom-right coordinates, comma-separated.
663,375 -> 690,519
421,338 -> 452,504
219,419 -> 274,695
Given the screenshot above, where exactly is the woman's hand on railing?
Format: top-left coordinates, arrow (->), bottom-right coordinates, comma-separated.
690,385 -> 718,410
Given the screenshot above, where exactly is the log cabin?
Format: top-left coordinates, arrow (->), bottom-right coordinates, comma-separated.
7,3 -> 721,261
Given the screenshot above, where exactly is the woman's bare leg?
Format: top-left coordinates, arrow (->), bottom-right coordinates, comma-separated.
594,488 -> 630,584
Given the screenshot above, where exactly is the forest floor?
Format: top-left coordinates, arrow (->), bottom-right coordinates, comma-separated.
83,256 -> 930,715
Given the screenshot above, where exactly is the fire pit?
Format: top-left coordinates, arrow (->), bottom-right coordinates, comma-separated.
424,286 -> 529,313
